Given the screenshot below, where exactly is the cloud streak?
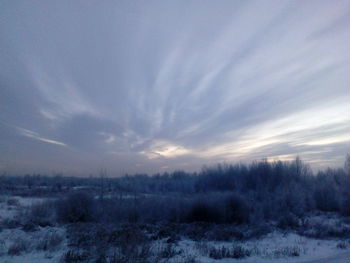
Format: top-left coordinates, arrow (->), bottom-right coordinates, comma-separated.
19,128 -> 67,147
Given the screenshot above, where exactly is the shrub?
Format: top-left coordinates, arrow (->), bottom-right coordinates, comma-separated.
206,225 -> 244,241
7,198 -> 20,206
245,223 -> 273,239
65,224 -> 152,263
209,246 -> 230,260
182,223 -> 212,240
7,239 -> 29,256
182,255 -> 199,263
1,218 -> 21,229
277,213 -> 300,230
273,246 -> 301,257
341,193 -> 350,216
187,201 -> 222,223
56,192 -> 95,223
27,201 -> 56,226
63,249 -> 90,263
110,247 -> 150,263
314,187 -> 340,212
300,219 -> 350,239
337,242 -> 347,249
109,242 -> 151,263
0,241 -> 5,257
232,245 -> 251,259
224,194 -> 250,224
22,221 -> 39,232
36,231 -> 64,251
158,243 -> 177,259
208,245 -> 250,259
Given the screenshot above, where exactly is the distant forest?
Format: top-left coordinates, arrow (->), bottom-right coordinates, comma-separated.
1,155 -> 350,226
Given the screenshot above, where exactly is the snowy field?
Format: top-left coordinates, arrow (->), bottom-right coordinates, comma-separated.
0,195 -> 349,263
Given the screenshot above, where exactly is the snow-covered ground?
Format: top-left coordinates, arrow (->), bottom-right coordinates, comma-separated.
0,228 -> 348,263
169,232 -> 350,263
0,227 -> 66,263
0,195 -> 349,263
0,195 -> 65,262
0,195 -> 50,220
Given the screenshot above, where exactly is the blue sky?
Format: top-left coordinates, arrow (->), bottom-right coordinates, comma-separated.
1,0 -> 350,175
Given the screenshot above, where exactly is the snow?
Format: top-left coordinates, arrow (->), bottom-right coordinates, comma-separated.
0,227 -> 66,263
0,227 -> 348,263
14,196 -> 53,207
0,195 -> 349,263
0,250 -> 64,263
170,231 -> 350,263
0,195 -> 52,221
0,197 -> 66,263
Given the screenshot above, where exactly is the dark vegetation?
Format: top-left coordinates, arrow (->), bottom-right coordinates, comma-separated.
1,156 -> 349,225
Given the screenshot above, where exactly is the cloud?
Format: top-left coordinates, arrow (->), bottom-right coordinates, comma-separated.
18,127 -> 67,147
140,140 -> 192,160
0,0 -> 350,174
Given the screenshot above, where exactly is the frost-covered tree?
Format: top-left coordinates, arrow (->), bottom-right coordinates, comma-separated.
345,153 -> 350,175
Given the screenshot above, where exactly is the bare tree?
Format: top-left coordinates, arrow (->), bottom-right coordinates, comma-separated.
345,154 -> 350,175
99,168 -> 107,201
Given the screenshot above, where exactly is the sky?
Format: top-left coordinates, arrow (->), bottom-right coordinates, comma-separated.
1,0 -> 350,176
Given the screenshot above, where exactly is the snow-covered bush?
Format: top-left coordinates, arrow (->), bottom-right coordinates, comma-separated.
208,244 -> 251,259
1,218 -> 21,229
187,201 -> 222,223
300,215 -> 350,239
273,246 -> 301,258
341,194 -> 350,216
27,201 -> 56,226
63,249 -> 90,263
157,243 -> 178,259
206,225 -> 242,241
56,192 -> 96,223
7,238 -> 29,255
337,241 -> 348,249
224,194 -> 250,224
36,230 -> 64,251
6,198 -> 20,207
277,213 -> 300,230
314,186 -> 340,212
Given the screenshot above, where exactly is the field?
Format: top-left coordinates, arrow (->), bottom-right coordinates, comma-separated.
0,158 -> 350,262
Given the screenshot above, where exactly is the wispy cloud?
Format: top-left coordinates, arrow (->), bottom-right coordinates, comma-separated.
0,0 -> 350,174
18,128 -> 67,147
27,60 -> 100,121
140,140 -> 191,160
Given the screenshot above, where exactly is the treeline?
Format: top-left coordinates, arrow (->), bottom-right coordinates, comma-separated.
2,156 -> 349,196
17,155 -> 350,228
